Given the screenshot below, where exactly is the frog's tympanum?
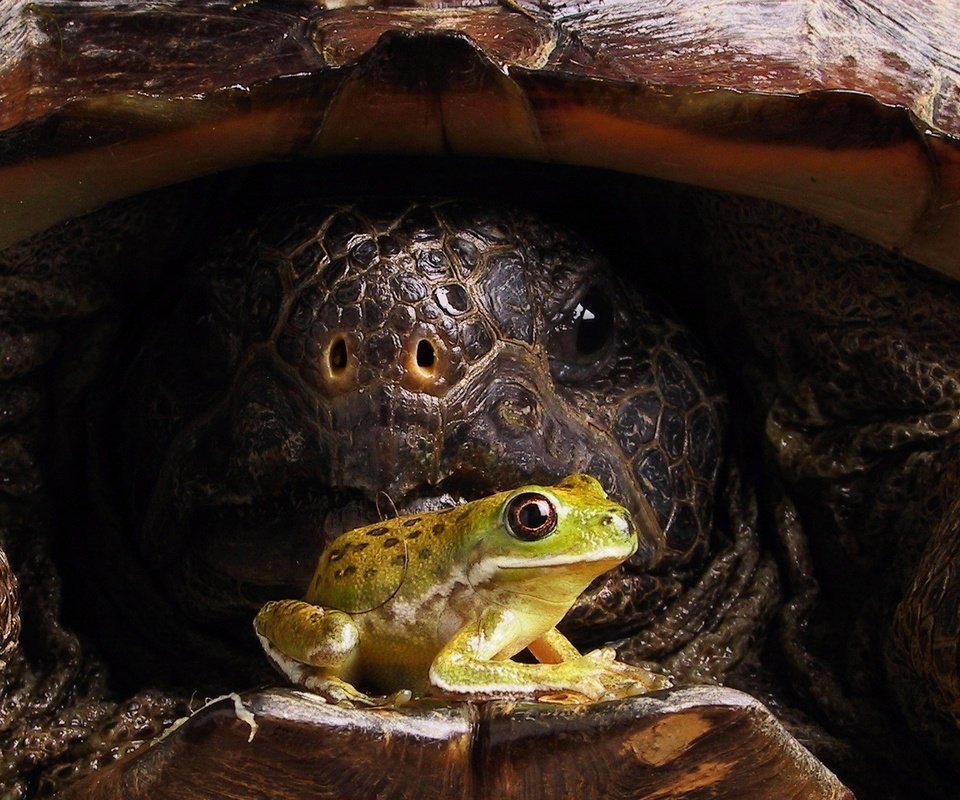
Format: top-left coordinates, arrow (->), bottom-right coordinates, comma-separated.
255,474 -> 668,703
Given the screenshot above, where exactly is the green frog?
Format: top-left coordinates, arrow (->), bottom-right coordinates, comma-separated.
254,474 -> 669,704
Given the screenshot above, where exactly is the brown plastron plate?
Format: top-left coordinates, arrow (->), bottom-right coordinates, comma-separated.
63,687 -> 853,800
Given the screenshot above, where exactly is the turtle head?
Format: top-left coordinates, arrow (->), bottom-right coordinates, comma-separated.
109,199 -> 726,650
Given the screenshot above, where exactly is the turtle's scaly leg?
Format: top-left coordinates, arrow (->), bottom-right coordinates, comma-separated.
888,471 -> 960,740
698,194 -> 960,788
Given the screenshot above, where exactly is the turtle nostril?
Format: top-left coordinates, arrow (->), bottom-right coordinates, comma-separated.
321,333 -> 357,392
329,336 -> 348,373
402,332 -> 449,395
416,339 -> 436,371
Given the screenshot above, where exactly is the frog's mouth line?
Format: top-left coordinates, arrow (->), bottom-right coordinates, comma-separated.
493,551 -> 633,570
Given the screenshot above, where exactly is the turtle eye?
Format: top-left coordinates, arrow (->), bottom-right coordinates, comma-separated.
571,289 -> 614,356
506,493 -> 558,540
547,287 -> 615,381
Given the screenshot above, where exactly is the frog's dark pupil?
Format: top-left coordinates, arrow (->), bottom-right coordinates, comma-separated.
507,493 -> 557,540
519,501 -> 548,528
574,290 -> 614,356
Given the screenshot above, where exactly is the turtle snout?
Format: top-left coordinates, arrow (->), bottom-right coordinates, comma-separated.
316,326 -> 461,396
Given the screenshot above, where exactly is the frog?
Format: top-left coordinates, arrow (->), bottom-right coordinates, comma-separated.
253,474 -> 671,705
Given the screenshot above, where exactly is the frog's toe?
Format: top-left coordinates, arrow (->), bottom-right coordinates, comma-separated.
303,675 -> 373,706
586,646 -> 618,662
302,676 -> 414,708
596,661 -> 672,698
535,689 -> 595,705
388,688 -> 414,706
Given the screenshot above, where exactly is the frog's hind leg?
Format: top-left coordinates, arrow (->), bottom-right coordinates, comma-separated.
255,600 -> 358,669
254,600 -> 410,706
254,600 -> 357,684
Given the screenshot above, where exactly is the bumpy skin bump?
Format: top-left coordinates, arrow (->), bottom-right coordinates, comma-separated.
108,200 -> 730,660
0,547 -> 19,666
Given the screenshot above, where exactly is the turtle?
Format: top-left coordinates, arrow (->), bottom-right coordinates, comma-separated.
0,0 -> 958,798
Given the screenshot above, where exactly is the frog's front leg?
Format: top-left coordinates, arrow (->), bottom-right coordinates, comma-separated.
254,600 -> 401,706
429,609 -> 670,702
529,627 -> 670,697
526,626 -> 588,663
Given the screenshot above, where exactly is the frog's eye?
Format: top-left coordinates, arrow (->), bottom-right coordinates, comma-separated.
506,493 -> 558,541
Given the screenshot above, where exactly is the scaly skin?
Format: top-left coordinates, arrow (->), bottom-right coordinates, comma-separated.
101,197 -> 729,675
2,180 -> 956,798
694,194 -> 960,798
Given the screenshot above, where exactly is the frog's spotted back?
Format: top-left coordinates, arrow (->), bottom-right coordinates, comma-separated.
309,508 -> 464,613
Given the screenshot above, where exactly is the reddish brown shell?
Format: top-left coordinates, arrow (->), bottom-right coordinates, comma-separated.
1,0 -> 958,276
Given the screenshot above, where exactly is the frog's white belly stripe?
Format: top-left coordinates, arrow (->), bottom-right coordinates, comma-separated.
371,548 -> 626,630
377,565 -> 475,627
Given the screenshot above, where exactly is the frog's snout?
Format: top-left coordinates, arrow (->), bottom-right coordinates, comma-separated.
601,510 -> 634,540
599,509 -> 637,561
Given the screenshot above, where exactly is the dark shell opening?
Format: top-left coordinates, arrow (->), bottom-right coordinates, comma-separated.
3,161 -> 959,799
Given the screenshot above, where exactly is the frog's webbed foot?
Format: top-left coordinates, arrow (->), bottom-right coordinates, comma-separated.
302,675 -> 413,709
579,647 -> 672,699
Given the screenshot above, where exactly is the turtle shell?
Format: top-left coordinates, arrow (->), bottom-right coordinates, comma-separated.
60,688 -> 853,800
1,0 -> 958,273
1,2 -> 959,800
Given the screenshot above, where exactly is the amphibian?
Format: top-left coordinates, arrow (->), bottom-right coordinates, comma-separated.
254,474 -> 669,703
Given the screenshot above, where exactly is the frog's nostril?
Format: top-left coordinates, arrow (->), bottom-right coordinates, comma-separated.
602,513 -> 632,536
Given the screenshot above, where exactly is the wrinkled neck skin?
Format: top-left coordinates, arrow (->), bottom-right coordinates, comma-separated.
102,198 -> 728,664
